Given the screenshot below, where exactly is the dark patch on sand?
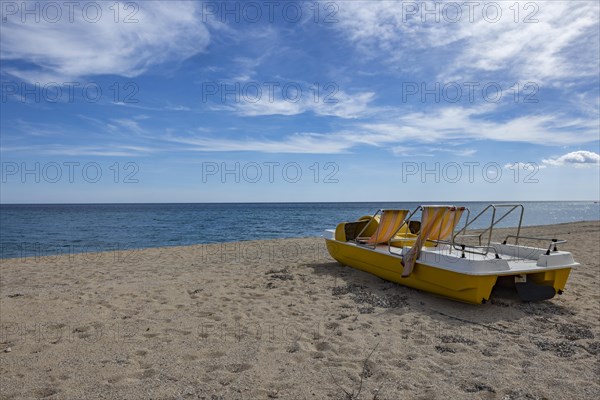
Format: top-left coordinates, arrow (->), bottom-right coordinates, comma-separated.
556,323 -> 594,340
440,335 -> 476,346
461,382 -> 495,393
533,338 -> 578,357
332,283 -> 408,308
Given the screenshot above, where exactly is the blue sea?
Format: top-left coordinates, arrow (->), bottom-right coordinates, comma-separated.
1,202 -> 598,259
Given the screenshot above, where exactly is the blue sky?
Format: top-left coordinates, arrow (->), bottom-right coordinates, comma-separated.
1,0 -> 599,203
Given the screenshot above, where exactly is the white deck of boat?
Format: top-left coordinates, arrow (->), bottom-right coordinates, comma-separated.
324,230 -> 578,276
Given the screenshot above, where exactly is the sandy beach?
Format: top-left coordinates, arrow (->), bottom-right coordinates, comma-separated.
1,221 -> 598,399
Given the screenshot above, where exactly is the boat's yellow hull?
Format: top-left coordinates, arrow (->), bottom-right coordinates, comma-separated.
325,239 -> 571,304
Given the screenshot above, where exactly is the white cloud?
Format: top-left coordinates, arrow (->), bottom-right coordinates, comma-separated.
165,106 -> 598,153
353,106 -> 599,146
228,90 -> 377,119
449,2 -> 599,83
166,132 -> 353,154
0,144 -> 155,157
542,151 -> 600,167
164,104 -> 191,111
334,1 -> 600,83
390,145 -> 476,157
0,1 -> 209,82
15,120 -> 66,137
109,118 -> 146,135
6,104 -> 597,156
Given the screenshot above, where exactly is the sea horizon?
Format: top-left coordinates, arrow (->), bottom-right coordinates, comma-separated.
1,200 -> 598,205
2,201 -> 598,259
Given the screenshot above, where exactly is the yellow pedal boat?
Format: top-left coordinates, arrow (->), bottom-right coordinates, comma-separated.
324,204 -> 578,304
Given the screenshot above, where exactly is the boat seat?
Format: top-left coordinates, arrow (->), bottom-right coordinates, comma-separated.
343,220 -> 370,241
390,234 -> 437,248
402,206 -> 466,277
356,209 -> 409,245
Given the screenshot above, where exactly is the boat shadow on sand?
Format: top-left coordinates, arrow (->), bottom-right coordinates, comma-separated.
303,262 -> 599,359
304,261 -> 576,327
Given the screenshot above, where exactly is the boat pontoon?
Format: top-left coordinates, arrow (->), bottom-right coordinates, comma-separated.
324,204 -> 578,304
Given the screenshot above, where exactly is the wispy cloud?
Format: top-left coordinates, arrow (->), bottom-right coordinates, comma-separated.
334,1 -> 599,84
0,144 -> 155,157
224,90 -> 377,119
165,132 -> 353,154
0,1 -> 210,83
14,120 -> 66,137
448,2 -> 599,83
354,106 -> 599,147
165,105 -> 598,154
391,145 -> 476,157
109,118 -> 147,136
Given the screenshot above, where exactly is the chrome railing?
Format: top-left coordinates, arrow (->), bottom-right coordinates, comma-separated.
353,203 -> 566,260
502,235 -> 567,255
452,204 -> 524,255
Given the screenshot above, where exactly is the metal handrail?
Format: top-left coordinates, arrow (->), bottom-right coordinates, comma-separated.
453,204 -> 524,255
502,235 -> 567,255
360,203 -> 566,261
450,243 -> 501,259
453,207 -> 470,252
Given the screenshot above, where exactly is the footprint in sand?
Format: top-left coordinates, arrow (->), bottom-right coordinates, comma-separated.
163,328 -> 192,336
57,374 -> 70,381
206,364 -> 222,373
226,363 -> 252,373
315,341 -> 334,352
107,375 -> 125,384
34,387 -> 59,398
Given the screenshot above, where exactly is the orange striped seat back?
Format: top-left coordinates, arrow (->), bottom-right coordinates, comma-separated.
366,209 -> 409,244
402,206 -> 465,276
424,206 -> 465,241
